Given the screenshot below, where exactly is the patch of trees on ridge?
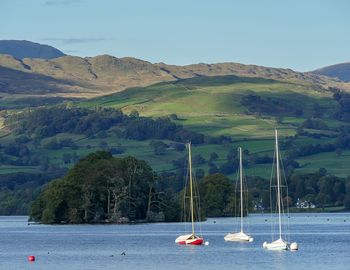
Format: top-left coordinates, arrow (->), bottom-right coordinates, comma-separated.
241,94 -> 304,117
333,90 -> 350,122
5,107 -> 205,144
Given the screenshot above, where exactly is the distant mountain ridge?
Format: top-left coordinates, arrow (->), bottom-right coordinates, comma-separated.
0,40 -> 65,60
0,40 -> 350,99
312,62 -> 350,82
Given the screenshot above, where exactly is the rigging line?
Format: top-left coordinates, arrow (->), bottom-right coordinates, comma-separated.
280,155 -> 291,242
279,149 -> 290,241
234,165 -> 240,231
270,144 -> 276,241
194,177 -> 203,237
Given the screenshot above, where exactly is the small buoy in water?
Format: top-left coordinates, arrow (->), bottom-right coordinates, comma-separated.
344,220 -> 346,222
28,256 -> 35,262
205,241 -> 209,246
213,220 -> 216,224
290,242 -> 298,251
265,219 -> 268,222
327,219 -> 330,221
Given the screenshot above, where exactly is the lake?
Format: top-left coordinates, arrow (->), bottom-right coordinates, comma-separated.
0,213 -> 349,270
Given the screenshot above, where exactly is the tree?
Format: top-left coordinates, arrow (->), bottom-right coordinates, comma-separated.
129,109 -> 139,118
199,174 -> 234,217
192,154 -> 206,165
344,194 -> 350,210
208,163 -> 219,174
149,141 -> 167,155
62,153 -> 72,164
209,152 -> 218,162
30,152 -> 155,224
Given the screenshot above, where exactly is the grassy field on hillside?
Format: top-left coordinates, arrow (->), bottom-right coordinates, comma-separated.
77,76 -> 347,177
1,75 -> 349,178
296,150 -> 350,177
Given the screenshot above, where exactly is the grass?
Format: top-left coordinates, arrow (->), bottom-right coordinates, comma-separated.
296,150 -> 350,177
1,75 -> 349,178
0,165 -> 38,174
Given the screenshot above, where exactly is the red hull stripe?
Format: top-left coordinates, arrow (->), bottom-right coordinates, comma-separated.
188,239 -> 203,245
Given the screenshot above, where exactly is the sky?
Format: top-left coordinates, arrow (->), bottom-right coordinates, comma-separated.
1,0 -> 349,71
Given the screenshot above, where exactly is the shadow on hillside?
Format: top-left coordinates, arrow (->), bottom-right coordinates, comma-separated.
0,66 -> 91,95
172,74 -> 278,87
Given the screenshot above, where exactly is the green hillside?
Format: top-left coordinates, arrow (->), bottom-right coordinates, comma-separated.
2,73 -> 350,215
1,74 -> 348,177
70,75 -> 349,176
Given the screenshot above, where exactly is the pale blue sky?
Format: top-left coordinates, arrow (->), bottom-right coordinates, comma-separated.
1,0 -> 349,71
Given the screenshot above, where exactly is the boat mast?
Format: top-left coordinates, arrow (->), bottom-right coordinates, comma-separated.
239,147 -> 244,232
188,142 -> 195,236
275,129 -> 282,240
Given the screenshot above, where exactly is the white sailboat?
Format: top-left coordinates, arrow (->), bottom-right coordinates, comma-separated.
263,130 -> 298,251
224,147 -> 253,242
175,142 -> 204,245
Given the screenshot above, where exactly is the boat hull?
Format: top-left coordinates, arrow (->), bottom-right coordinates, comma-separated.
263,238 -> 289,251
224,231 -> 253,242
175,234 -> 204,245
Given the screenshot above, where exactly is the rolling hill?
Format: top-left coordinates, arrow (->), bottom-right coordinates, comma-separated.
0,72 -> 347,179
1,52 -> 350,105
312,62 -> 350,82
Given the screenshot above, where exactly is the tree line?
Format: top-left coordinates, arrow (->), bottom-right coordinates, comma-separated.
5,106 -> 205,143
30,151 -> 350,224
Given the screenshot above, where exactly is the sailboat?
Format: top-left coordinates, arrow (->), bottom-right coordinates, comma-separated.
224,147 -> 253,242
263,129 -> 298,251
175,142 -> 204,245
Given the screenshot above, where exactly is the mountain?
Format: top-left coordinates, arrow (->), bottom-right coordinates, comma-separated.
1,53 -> 349,100
0,40 -> 65,60
312,62 -> 350,82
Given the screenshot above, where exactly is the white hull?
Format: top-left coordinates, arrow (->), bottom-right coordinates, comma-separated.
263,130 -> 298,252
263,238 -> 289,251
224,231 -> 253,242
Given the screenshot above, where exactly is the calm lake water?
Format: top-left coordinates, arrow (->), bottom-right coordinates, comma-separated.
0,213 -> 349,270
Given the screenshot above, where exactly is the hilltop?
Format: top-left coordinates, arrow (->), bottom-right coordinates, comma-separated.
0,40 -> 65,60
312,62 -> 350,82
1,53 -> 350,103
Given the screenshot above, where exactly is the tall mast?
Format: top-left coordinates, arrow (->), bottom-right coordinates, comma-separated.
239,147 -> 244,232
188,142 -> 195,236
275,129 -> 282,239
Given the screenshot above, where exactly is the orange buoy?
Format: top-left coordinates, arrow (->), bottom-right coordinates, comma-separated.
28,255 -> 36,262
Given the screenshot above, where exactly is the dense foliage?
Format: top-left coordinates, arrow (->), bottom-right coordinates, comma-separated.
24,148 -> 350,224
5,106 -> 204,143
30,152 -> 183,224
241,94 -> 304,116
0,170 -> 66,215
